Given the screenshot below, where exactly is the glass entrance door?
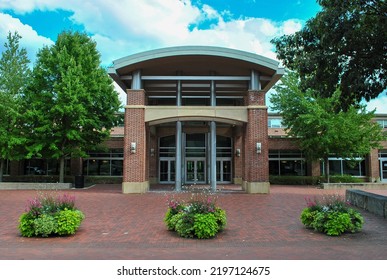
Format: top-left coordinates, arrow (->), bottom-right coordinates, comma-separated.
159,159 -> 175,183
381,160 -> 387,182
217,159 -> 232,183
186,159 -> 206,184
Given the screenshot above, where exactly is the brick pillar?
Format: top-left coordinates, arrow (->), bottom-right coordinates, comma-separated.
148,127 -> 158,184
233,126 -> 243,184
122,89 -> 149,193
366,149 -> 380,182
243,90 -> 270,193
309,160 -> 321,177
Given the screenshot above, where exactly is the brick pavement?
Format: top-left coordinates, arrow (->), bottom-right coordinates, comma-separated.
0,184 -> 386,260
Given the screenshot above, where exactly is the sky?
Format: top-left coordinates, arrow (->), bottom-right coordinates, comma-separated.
0,0 -> 385,113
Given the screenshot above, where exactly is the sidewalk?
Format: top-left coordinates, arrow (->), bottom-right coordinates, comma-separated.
0,184 -> 386,260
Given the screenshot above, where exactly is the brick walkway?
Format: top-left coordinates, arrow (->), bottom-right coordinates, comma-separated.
0,184 -> 386,260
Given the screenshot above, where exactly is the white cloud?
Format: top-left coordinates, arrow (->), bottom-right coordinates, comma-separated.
0,13 -> 53,61
0,0 -> 305,66
365,94 -> 387,114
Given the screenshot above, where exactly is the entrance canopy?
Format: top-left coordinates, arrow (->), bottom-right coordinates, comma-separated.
108,46 -> 284,94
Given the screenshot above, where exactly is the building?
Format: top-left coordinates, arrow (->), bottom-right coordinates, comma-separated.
107,46 -> 284,193
2,46 -> 387,190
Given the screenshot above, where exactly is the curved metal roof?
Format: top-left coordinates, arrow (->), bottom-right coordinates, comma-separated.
111,46 -> 280,73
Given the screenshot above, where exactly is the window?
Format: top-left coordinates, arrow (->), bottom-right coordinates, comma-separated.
376,119 -> 387,128
1,160 -> 10,175
83,149 -> 123,176
24,159 -> 70,175
321,157 -> 365,177
269,150 -> 306,176
268,118 -> 283,128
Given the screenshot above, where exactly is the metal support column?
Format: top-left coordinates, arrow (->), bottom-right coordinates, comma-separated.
210,121 -> 217,192
175,121 -> 182,191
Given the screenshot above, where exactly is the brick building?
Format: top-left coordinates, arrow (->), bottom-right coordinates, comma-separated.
3,46 -> 387,191
107,46 -> 284,193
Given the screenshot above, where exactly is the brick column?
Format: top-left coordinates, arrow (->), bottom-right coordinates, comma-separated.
243,90 -> 270,193
122,89 -> 149,193
148,127 -> 157,184
309,160 -> 321,177
233,126 -> 243,184
366,148 -> 380,182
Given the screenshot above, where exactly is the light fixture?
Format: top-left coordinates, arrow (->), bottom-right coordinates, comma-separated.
256,142 -> 262,154
130,142 -> 137,154
235,148 -> 241,157
150,148 -> 155,157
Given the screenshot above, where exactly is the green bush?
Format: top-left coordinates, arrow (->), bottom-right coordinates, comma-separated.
18,212 -> 36,237
55,209 -> 85,235
270,175 -> 364,185
164,191 -> 227,239
18,191 -> 85,237
300,194 -> 364,236
193,213 -> 219,239
33,214 -> 57,237
174,212 -> 195,238
213,207 -> 227,231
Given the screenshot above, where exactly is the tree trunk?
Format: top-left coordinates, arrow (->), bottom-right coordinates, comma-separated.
59,156 -> 65,183
0,159 -> 4,182
324,156 -> 330,183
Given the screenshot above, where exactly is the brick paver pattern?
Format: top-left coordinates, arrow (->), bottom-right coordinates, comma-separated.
0,185 -> 386,260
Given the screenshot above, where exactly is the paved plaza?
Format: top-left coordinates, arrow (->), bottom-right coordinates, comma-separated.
0,184 -> 386,260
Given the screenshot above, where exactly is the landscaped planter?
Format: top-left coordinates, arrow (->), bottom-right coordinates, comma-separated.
18,192 -> 85,237
300,194 -> 364,236
164,192 -> 227,239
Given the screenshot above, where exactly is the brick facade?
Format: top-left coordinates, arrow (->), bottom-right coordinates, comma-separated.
123,89 -> 147,183
243,90 -> 269,182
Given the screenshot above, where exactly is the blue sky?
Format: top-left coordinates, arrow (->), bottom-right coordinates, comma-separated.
0,0 -> 385,113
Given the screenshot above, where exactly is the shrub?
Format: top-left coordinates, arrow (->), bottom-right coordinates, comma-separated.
18,212 -> 36,237
164,190 -> 226,239
300,194 -> 364,236
33,214 -> 57,237
18,191 -> 85,237
55,209 -> 85,235
193,213 -> 219,239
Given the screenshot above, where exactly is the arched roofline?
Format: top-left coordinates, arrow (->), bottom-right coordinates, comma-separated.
111,46 -> 280,72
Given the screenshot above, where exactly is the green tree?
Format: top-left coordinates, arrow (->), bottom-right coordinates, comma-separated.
270,71 -> 386,182
0,31 -> 31,181
25,30 -> 121,182
271,0 -> 386,110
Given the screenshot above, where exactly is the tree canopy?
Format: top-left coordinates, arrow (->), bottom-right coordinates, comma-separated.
0,31 -> 31,181
271,0 -> 387,110
25,30 -> 121,182
270,71 -> 386,181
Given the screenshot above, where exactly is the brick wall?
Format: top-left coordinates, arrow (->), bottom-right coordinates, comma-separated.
123,89 -> 147,182
243,90 -> 269,182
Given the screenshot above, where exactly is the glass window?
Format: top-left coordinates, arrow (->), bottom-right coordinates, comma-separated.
24,159 -> 70,176
83,149 -> 123,176
2,160 -> 10,175
321,157 -> 365,177
268,118 -> 283,128
376,119 -> 387,128
269,150 -> 306,176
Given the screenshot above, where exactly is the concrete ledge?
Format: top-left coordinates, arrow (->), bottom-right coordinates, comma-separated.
122,181 -> 149,193
346,189 -> 387,218
0,182 -> 72,190
323,183 -> 387,190
243,181 -> 270,194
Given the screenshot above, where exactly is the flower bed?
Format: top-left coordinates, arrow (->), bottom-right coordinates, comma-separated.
18,191 -> 85,237
300,194 -> 364,236
164,191 -> 227,239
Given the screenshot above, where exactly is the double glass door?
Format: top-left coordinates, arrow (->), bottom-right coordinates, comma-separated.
381,160 -> 387,182
186,159 -> 206,184
217,159 -> 232,183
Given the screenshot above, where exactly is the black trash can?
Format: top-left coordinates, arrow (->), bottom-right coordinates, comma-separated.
74,175 -> 85,188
